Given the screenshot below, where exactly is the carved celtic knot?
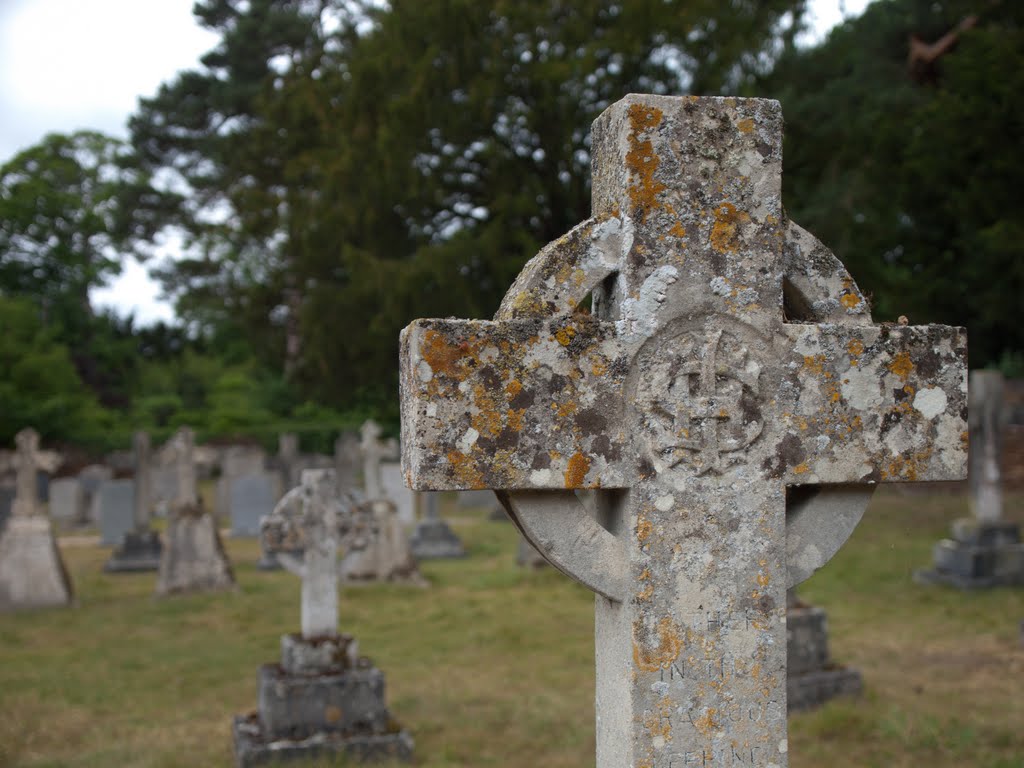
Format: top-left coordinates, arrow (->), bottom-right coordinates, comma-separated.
634,322 -> 763,475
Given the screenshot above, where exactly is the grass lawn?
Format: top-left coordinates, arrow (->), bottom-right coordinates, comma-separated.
1,487 -> 1022,767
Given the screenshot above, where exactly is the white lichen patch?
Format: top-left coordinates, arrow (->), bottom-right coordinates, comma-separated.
840,365 -> 883,410
456,427 -> 479,455
529,468 -> 552,485
655,494 -> 674,512
912,387 -> 947,419
416,360 -> 433,383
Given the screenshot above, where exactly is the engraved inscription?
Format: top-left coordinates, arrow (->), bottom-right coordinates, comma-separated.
632,319 -> 763,475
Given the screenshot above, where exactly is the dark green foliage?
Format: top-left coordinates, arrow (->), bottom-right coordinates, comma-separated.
760,0 -> 1024,368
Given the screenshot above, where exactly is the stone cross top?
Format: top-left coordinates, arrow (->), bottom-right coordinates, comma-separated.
261,469 -> 375,638
133,431 -> 152,531
400,95 -> 968,767
12,428 -> 42,518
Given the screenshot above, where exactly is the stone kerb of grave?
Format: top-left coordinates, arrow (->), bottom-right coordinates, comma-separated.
235,469 -> 413,766
400,94 -> 968,768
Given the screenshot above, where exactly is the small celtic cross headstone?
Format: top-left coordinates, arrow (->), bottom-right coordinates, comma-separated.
400,95 -> 968,767
261,469 -> 375,637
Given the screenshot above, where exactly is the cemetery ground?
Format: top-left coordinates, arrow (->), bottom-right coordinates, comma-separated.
1,488 -> 1021,768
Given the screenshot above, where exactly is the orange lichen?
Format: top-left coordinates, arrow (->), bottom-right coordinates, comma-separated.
505,379 -> 522,400
737,117 -> 755,133
793,462 -> 809,474
446,450 -> 484,489
669,221 -> 687,239
847,338 -> 864,365
564,451 -> 590,487
506,408 -> 525,433
421,329 -> 472,379
632,617 -> 683,672
637,583 -> 654,602
840,293 -> 861,309
888,351 -> 914,380
710,201 -> 750,254
626,104 -> 666,222
554,325 -> 577,347
802,354 -> 829,378
636,514 -> 654,544
692,708 -> 720,736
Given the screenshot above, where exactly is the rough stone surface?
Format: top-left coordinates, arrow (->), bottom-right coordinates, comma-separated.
338,500 -> 425,586
400,95 -> 968,767
917,370 -> 1024,588
409,493 -> 464,559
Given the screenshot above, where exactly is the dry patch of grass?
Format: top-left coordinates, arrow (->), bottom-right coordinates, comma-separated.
1,488 -> 1022,767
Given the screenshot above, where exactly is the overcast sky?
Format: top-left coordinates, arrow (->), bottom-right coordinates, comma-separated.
0,0 -> 871,325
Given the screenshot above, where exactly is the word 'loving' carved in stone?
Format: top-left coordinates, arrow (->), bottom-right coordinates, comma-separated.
400,95 -> 968,768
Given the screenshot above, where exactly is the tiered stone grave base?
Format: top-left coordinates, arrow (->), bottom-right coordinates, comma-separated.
409,519 -> 465,559
787,602 -> 863,711
105,530 -> 162,572
156,502 -> 235,595
0,516 -> 73,610
233,634 -> 413,767
916,519 -> 1024,589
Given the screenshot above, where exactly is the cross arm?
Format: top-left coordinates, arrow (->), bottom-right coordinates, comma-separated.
399,315 -> 632,491
779,322 -> 967,485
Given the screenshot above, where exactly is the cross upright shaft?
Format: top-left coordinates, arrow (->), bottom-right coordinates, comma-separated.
400,95 -> 967,767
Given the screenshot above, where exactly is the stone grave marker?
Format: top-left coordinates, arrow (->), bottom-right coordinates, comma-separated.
335,432 -> 361,489
156,426 -> 235,595
48,477 -> 83,526
233,469 -> 414,765
381,461 -> 416,525
400,95 -> 968,767
216,445 -> 266,523
360,420 -> 387,501
106,431 -> 162,572
0,486 -> 14,534
917,370 -> 1024,587
410,492 -> 465,559
78,464 -> 113,523
97,479 -> 136,546
0,428 -> 73,610
230,472 -> 276,538
278,432 -> 300,490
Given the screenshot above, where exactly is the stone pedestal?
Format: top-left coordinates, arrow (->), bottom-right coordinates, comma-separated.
916,519 -> 1024,589
409,518 -> 464,559
233,634 -> 414,767
105,530 -> 163,572
787,603 -> 863,711
156,502 -> 235,595
0,516 -> 73,610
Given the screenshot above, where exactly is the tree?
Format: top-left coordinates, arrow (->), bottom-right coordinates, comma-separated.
131,0 -> 810,414
760,0 -> 1024,368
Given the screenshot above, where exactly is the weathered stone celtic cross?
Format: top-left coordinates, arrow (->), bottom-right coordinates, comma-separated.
400,95 -> 968,767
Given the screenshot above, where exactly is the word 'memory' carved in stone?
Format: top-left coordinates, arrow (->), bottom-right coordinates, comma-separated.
400,95 -> 968,768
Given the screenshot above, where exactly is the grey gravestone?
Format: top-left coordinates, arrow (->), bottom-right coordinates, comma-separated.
106,431 -> 162,572
786,591 -> 862,710
48,478 -> 83,525
156,427 -> 235,595
230,472 -> 275,538
400,95 -> 968,766
334,432 -> 360,489
409,492 -> 464,559
97,479 -> 136,547
216,446 -> 266,522
381,462 -> 416,525
360,420 -> 386,501
0,428 -> 73,610
78,464 -> 113,523
36,470 -> 49,503
917,370 -> 1024,588
233,469 -> 414,766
